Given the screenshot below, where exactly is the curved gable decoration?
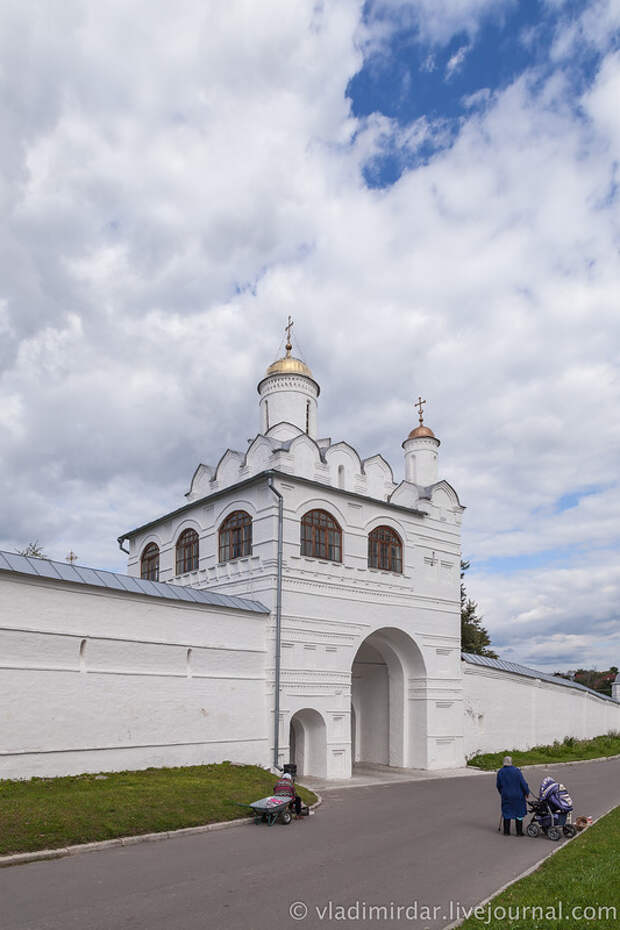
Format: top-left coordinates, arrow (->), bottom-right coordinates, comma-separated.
389,481 -> 420,509
287,433 -> 323,478
325,442 -> 363,491
186,463 -> 215,500
265,421 -> 305,442
431,480 -> 464,510
214,449 -> 245,487
325,441 -> 363,470
244,435 -> 279,471
363,454 -> 394,484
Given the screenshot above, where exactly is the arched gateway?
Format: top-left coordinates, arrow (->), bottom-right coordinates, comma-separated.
289,708 -> 327,778
351,627 -> 427,770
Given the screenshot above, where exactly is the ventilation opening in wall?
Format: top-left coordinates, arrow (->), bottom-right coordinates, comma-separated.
306,400 -> 310,434
186,647 -> 193,678
338,464 -> 345,489
265,400 -> 269,431
79,638 -> 87,673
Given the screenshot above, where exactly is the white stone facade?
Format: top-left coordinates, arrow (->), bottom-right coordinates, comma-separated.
0,571 -> 268,780
464,661 -> 620,757
1,342 -> 618,782
121,346 -> 465,778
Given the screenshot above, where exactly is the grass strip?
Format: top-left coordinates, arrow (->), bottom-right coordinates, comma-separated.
468,732 -> 620,771
0,762 -> 317,855
459,805 -> 619,930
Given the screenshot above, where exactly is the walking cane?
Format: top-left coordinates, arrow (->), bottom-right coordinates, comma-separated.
497,811 -> 503,832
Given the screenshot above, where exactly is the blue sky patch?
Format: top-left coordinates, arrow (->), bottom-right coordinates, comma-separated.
555,486 -> 605,512
349,0 -> 606,187
474,546 -> 584,576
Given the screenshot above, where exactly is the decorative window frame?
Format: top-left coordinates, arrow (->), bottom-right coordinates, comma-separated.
300,508 -> 343,563
367,524 -> 403,574
175,527 -> 200,574
140,541 -> 160,581
218,510 -> 253,563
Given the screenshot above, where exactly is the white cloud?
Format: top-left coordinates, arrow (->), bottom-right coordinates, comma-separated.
549,0 -> 620,60
445,44 -> 471,79
365,0 -> 516,46
470,550 -> 620,670
462,87 -> 492,109
0,0 -> 619,669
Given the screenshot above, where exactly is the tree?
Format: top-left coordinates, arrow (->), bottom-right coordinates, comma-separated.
16,540 -> 48,559
460,559 -> 498,658
573,666 -> 617,697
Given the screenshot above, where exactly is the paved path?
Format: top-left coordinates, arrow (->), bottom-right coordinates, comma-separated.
303,762 -> 485,792
1,758 -> 618,930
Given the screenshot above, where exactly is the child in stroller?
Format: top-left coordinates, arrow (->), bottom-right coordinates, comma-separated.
526,776 -> 577,841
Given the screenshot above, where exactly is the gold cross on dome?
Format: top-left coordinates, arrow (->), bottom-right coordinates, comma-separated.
284,315 -> 294,353
66,550 -> 78,564
415,395 -> 426,424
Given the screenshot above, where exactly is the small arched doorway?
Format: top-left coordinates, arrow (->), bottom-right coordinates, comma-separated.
289,708 -> 327,778
351,627 -> 427,770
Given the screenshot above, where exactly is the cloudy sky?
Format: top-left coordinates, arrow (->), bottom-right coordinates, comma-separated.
1,0 -> 619,672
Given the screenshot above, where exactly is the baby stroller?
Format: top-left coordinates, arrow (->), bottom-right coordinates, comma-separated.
526,776 -> 577,841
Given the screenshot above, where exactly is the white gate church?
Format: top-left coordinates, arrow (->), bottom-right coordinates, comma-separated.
121,323 -> 465,778
1,324 -> 617,782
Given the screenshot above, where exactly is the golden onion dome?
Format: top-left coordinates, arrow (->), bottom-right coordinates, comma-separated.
265,354 -> 314,379
258,320 -> 320,394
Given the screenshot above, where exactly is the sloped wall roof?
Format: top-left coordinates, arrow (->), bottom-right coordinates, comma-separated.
0,551 -> 269,614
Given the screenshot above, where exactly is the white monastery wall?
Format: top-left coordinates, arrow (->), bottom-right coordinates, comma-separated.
1,565 -> 618,782
3,341 -> 618,784
463,664 -> 620,758
0,573 -> 269,780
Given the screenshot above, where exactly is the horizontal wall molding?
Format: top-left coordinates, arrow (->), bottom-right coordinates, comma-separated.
0,664 -> 263,682
0,737 -> 269,758
0,624 -> 266,655
0,664 -> 82,675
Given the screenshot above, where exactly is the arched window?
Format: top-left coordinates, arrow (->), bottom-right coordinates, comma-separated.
219,510 -> 252,562
301,509 -> 342,562
368,525 -> 402,573
176,528 -> 199,574
141,542 -> 160,581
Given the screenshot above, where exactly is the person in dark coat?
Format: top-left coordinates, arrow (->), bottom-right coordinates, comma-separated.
496,755 -> 530,835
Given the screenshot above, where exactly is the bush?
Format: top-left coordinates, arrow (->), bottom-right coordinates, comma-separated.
467,732 -> 620,770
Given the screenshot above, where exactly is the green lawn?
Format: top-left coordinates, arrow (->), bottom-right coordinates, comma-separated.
460,806 -> 619,930
0,763 -> 317,856
468,732 -> 620,771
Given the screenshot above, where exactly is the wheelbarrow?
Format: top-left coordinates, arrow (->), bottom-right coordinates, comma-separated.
246,794 -> 294,826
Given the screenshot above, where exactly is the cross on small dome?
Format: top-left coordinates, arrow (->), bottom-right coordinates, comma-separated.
407,395 -> 437,440
263,316 -> 314,379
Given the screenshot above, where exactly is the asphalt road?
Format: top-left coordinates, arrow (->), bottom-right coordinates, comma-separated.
1,758 -> 618,930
